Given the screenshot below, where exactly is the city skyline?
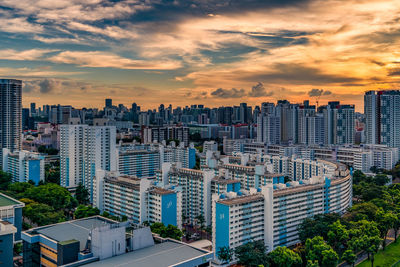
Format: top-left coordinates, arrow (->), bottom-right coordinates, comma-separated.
0,0 -> 399,111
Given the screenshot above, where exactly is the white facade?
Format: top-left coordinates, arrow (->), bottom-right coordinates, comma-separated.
159,166 -> 214,225
94,170 -> 182,228
60,125 -> 117,201
213,163 -> 352,261
2,149 -> 45,184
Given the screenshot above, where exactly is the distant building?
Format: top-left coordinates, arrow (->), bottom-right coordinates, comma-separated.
365,90 -> 400,151
94,171 -> 182,228
60,125 -> 117,201
2,149 -> 45,185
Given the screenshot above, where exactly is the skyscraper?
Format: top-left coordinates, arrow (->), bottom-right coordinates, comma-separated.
0,79 -> 22,166
365,90 -> 400,149
319,102 -> 355,145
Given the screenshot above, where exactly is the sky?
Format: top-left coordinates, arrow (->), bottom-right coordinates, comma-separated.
0,0 -> 399,112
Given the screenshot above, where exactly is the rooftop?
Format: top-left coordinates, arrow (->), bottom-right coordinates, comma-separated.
83,240 -> 212,267
218,194 -> 264,205
26,216 -> 117,251
149,187 -> 175,195
212,177 -> 241,184
0,193 -> 24,208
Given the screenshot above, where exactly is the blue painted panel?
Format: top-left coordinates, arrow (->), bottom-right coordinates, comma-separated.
14,207 -> 22,241
215,203 -> 230,254
161,193 -> 177,227
188,148 -> 196,169
28,160 -> 41,185
233,182 -> 241,192
227,184 -> 233,192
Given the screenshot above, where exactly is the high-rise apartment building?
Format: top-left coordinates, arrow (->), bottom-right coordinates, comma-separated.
60,125 -> 117,201
0,79 -> 22,166
319,102 -> 355,145
256,113 -> 281,144
365,90 -> 400,150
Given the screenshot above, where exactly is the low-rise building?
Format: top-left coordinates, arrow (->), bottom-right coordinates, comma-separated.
0,193 -> 25,241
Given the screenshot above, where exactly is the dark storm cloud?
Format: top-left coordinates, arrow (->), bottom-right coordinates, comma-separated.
211,88 -> 246,98
308,88 -> 332,97
248,82 -> 274,97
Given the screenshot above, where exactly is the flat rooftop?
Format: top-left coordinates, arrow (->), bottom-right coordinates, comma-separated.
218,194 -> 264,205
0,193 -> 23,207
84,240 -> 212,267
27,217 -> 117,251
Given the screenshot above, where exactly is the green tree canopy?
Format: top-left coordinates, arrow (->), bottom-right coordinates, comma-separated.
298,213 -> 341,243
234,240 -> 268,267
217,246 -> 233,263
24,202 -> 65,226
0,170 -> 11,190
75,183 -> 90,205
305,236 -> 338,267
74,205 -> 100,219
24,183 -> 77,210
268,246 -> 302,267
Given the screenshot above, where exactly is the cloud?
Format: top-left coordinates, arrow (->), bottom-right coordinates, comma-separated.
210,88 -> 246,98
0,17 -> 43,33
23,78 -> 92,94
248,82 -> 273,97
49,51 -> 182,70
0,49 -> 56,61
308,88 -> 332,97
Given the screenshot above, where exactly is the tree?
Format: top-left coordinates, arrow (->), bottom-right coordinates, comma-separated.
344,202 -> 378,222
374,174 -> 390,186
353,182 -> 386,202
393,213 -> 400,242
352,170 -> 367,184
24,183 -> 77,211
327,220 -> 348,253
150,222 -> 165,234
305,236 -> 338,267
75,183 -> 89,205
163,224 -> 183,240
306,260 -> 319,267
217,246 -> 233,264
321,248 -> 339,267
268,246 -> 302,267
23,202 -> 65,226
351,220 -> 381,265
45,160 -> 60,184
150,222 -> 182,240
74,205 -> 100,219
365,235 -> 381,267
0,171 -> 11,190
298,213 -> 341,243
7,182 -> 34,197
342,249 -> 356,267
234,240 -> 268,267
376,208 -> 396,250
